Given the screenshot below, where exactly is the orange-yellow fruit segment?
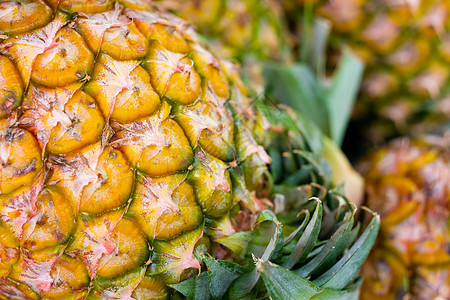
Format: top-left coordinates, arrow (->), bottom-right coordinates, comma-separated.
43,90 -> 105,154
109,66 -> 160,123
138,119 -> 193,176
191,45 -> 229,99
3,13 -> 69,87
0,127 -> 42,195
0,55 -> 24,118
31,27 -> 94,88
137,21 -> 190,54
116,106 -> 194,176
85,54 -> 160,122
101,21 -> 149,60
46,0 -> 113,13
145,41 -> 201,105
0,221 -> 18,276
78,147 -> 134,214
0,0 -> 52,35
174,94 -> 235,162
0,278 -> 39,300
42,255 -> 90,299
130,173 -> 202,240
96,217 -> 149,278
21,186 -> 75,251
189,150 -> 233,218
8,247 -> 62,295
151,225 -> 202,284
66,210 -> 123,276
48,143 -> 133,215
132,275 -> 169,300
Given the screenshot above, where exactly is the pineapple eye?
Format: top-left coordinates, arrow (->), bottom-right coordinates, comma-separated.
144,41 -> 202,106
66,211 -> 149,278
0,0 -> 52,35
31,27 -> 94,88
42,255 -> 90,299
96,217 -> 149,278
132,275 -> 169,300
191,44 -> 230,99
21,187 -> 75,251
0,127 -> 42,195
130,173 -> 202,240
188,149 -> 233,218
21,88 -> 105,155
100,21 -> 149,60
116,116 -> 194,177
84,54 -> 160,123
174,87 -> 236,162
134,21 -> 191,54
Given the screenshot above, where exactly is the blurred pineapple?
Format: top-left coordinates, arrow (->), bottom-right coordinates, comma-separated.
284,0 -> 450,143
160,0 -> 292,62
358,134 -> 450,299
0,0 -> 377,298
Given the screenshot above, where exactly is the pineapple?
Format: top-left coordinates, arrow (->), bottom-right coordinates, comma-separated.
358,135 -> 450,299
0,1 -> 272,298
284,0 -> 450,143
0,0 -> 378,299
159,0 -> 292,62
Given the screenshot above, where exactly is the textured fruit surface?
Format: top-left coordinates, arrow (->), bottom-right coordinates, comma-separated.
159,0 -> 292,62
0,1 -> 271,298
358,135 -> 450,299
287,0 -> 450,143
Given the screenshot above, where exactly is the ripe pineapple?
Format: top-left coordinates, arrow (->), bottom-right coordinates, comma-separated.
0,1 -> 273,298
0,0 -> 378,298
158,0 -> 292,62
285,0 -> 450,143
358,135 -> 450,299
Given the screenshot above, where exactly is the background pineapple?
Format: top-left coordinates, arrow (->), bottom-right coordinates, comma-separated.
358,135 -> 450,299
159,0 -> 292,62
0,0 -> 378,299
284,0 -> 450,144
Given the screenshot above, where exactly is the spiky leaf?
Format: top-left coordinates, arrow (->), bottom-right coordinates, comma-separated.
313,212 -> 380,289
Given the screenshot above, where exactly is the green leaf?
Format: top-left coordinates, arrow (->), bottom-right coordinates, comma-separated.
310,18 -> 331,77
296,216 -> 354,277
248,210 -> 284,260
312,279 -> 362,300
228,268 -> 260,300
257,260 -> 321,299
256,210 -> 279,224
170,272 -> 211,300
277,107 -> 324,154
215,231 -> 254,259
324,51 -> 364,146
313,212 -> 380,289
203,257 -> 245,299
282,198 -> 322,269
263,63 -> 330,136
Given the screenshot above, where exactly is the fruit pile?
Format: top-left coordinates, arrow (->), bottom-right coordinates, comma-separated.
0,0 -> 448,299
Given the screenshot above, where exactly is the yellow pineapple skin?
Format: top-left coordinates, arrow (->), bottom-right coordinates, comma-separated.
358,135 -> 450,300
286,0 -> 450,142
158,0 -> 292,62
0,0 -> 270,298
